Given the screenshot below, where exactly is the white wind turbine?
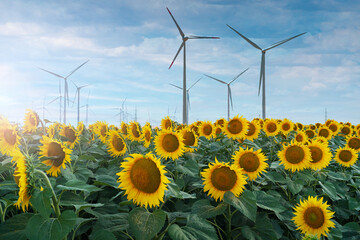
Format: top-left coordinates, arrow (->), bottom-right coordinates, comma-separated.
167,7 -> 219,125
39,60 -> 89,124
169,77 -> 201,123
113,98 -> 127,124
47,96 -> 62,122
204,68 -> 249,120
71,80 -> 89,124
227,25 -> 306,119
80,91 -> 91,126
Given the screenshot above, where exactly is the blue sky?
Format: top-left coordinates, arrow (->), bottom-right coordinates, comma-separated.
0,0 -> 359,126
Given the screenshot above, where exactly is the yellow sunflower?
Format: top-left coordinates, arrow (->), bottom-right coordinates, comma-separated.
325,119 -> 333,127
23,109 -> 39,133
154,129 -> 184,160
128,121 -> 142,142
223,115 -> 249,139
39,136 -> 72,177
307,141 -> 332,170
94,121 -> 109,143
278,141 -> 312,172
214,124 -> 223,136
77,121 -> 85,135
294,131 -> 308,144
296,122 -> 304,131
292,196 -> 335,238
106,129 -> 127,157
312,136 -> 329,147
304,129 -> 315,139
317,126 -> 332,140
59,124 -> 79,149
180,127 -> 198,152
263,119 -> 281,136
120,122 -> 129,138
13,152 -> 32,212
0,122 -> 20,156
201,158 -> 247,201
116,152 -> 170,208
315,123 -> 322,129
346,136 -> 360,152
161,116 -> 173,130
198,121 -> 214,139
328,121 -> 340,135
232,148 -> 268,181
339,125 -> 353,137
141,125 -> 152,148
215,118 -> 226,128
190,124 -> 199,136
244,121 -> 261,141
280,118 -> 294,135
334,146 -> 358,167
47,122 -> 59,138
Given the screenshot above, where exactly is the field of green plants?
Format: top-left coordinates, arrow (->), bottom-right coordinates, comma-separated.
0,110 -> 359,240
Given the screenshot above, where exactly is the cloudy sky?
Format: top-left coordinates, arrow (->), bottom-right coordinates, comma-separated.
0,0 -> 359,126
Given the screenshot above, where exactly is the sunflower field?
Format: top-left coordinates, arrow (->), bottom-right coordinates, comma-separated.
0,110 -> 360,240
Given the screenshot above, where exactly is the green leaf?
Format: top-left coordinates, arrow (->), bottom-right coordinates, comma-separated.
348,197 -> 360,211
168,224 -> 197,240
318,181 -> 340,200
286,178 -> 303,195
30,188 -> 53,218
94,213 -> 129,232
94,175 -> 119,188
223,190 -> 257,222
89,229 -> 116,240
57,179 -> 102,195
128,208 -> 166,240
191,199 -> 227,219
254,191 -> 287,213
0,213 -> 33,240
26,210 -> 77,240
167,181 -> 196,199
264,171 -> 287,184
174,158 -> 200,177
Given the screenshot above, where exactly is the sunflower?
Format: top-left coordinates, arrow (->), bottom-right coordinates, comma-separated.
116,152 -> 170,208
280,119 -> 294,135
39,136 -> 72,177
312,136 -> 329,146
296,122 -> 304,131
190,124 -> 199,136
198,121 -> 214,139
294,131 -> 308,144
13,152 -> 32,212
223,115 -> 249,139
307,141 -> 332,170
180,127 -> 198,152
120,122 -> 129,138
244,121 -> 261,141
328,121 -> 340,135
278,141 -> 312,172
141,125 -> 152,148
309,124 -> 317,131
47,123 -> 59,138
263,119 -> 281,136
325,119 -> 333,127
334,146 -> 358,167
317,126 -> 332,140
339,125 -> 353,137
304,129 -> 315,139
128,121 -> 142,142
161,116 -> 173,130
154,129 -> 184,160
214,124 -> 223,136
315,123 -> 322,129
94,121 -> 109,143
23,109 -> 39,133
215,118 -> 226,127
232,148 -> 268,181
59,124 -> 79,149
77,121 -> 85,135
201,158 -> 247,201
346,136 -> 360,152
0,122 -> 20,156
106,129 -> 127,157
292,196 -> 335,238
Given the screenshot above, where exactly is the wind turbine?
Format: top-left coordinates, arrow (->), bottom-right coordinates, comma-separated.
71,80 -> 89,124
169,77 -> 202,123
205,68 -> 249,120
227,25 -> 306,119
167,7 -> 219,125
80,91 -> 91,126
47,96 -> 62,122
39,60 -> 89,124
113,98 -> 127,124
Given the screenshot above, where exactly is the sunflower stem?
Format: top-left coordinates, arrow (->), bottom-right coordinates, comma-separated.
35,169 -> 61,218
226,204 -> 232,240
0,203 -> 4,223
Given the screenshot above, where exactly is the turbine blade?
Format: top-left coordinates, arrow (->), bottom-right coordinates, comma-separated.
70,79 -> 78,88
264,32 -> 306,51
226,24 -> 262,50
47,96 -> 60,105
66,60 -> 89,79
169,42 -> 184,69
188,35 -> 220,39
188,77 -> 202,90
65,80 -> 70,106
169,83 -> 182,90
258,54 -> 265,96
204,74 -> 227,85
79,84 -> 90,90
72,89 -> 78,107
38,67 -> 64,79
166,7 -> 184,38
229,67 -> 249,85
229,86 -> 233,110
187,91 -> 191,110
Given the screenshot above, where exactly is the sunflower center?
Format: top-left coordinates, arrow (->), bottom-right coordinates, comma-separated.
246,123 -> 255,136
215,127 -> 222,135
305,130 -> 315,138
100,126 -> 107,137
145,131 -> 151,142
164,120 -> 171,129
266,123 -> 277,133
183,131 -> 195,146
121,125 -> 128,135
47,142 -> 66,167
227,119 -> 243,134
132,125 -> 140,138
239,152 -> 260,172
29,115 -> 36,126
282,123 -> 290,131
348,138 -> 360,150
318,129 -> 329,138
162,134 -> 179,152
339,150 -> 352,162
65,128 -> 76,143
341,127 -> 350,135
217,119 -> 224,127
130,158 -> 161,193
211,166 -> 237,191
203,125 -> 212,135
285,146 -> 305,164
112,135 -> 125,151
329,124 -> 338,133
295,134 -> 303,142
4,129 -> 16,145
304,207 -> 325,229
309,146 -> 323,163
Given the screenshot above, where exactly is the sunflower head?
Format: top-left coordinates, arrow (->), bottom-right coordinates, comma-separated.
161,116 -> 173,130
296,123 -> 304,131
154,129 -> 184,160
340,125 -> 353,137
0,121 -> 20,156
199,121 -> 214,139
94,121 -> 109,143
215,118 -> 226,127
292,196 -> 335,238
328,121 -> 340,135
325,119 -> 333,127
77,121 -> 85,135
244,121 -> 261,141
232,148 -> 268,181
294,131 -> 309,144
278,141 -> 312,172
106,129 -> 127,157
307,141 -> 332,170
317,126 -> 332,140
335,146 -> 358,167
128,121 -> 142,141
59,124 -> 79,149
47,123 -> 59,138
346,136 -> 360,152
23,109 -> 39,133
141,125 -> 152,148
120,122 -> 129,137
214,124 -> 223,136
180,127 -> 198,152
223,115 -> 249,139
305,129 -> 315,139
117,152 -> 170,208
263,119 -> 281,136
13,152 -> 32,212
280,119 -> 294,135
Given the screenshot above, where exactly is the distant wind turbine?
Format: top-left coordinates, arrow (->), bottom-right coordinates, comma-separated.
205,68 -> 249,120
39,60 -> 89,124
169,77 -> 202,122
71,80 -> 89,123
47,96 -> 62,122
113,98 -> 127,124
80,91 -> 91,126
167,7 -> 219,125
227,24 -> 306,119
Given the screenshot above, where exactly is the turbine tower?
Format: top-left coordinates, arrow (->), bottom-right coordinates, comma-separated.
204,68 -> 249,120
39,60 -> 89,124
227,25 -> 306,119
167,7 -> 219,125
71,80 -> 89,123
